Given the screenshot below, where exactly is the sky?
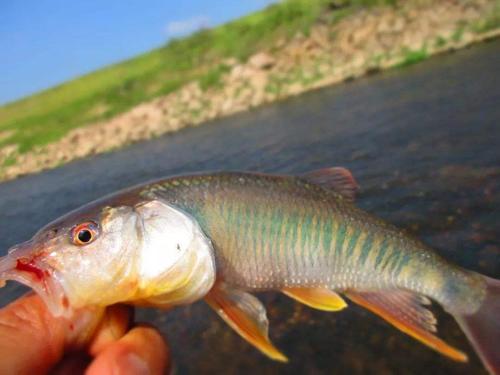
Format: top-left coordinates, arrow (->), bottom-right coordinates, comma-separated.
0,0 -> 276,105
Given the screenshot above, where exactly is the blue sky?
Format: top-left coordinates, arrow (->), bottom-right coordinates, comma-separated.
0,0 -> 276,105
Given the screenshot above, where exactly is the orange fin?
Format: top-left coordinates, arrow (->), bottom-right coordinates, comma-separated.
302,167 -> 358,201
205,283 -> 288,362
346,290 -> 468,362
283,287 -> 347,311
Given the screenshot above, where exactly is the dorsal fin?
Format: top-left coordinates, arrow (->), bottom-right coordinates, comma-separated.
302,167 -> 359,201
346,290 -> 468,362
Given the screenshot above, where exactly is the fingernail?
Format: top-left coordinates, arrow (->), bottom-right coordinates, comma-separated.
116,353 -> 149,375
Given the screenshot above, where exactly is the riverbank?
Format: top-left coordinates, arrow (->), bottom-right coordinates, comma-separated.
1,0 -> 499,181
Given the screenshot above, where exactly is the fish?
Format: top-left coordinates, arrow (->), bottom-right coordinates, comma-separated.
0,168 -> 498,373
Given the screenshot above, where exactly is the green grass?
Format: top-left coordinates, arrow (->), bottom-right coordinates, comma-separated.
0,0 -> 399,156
0,0 -> 338,153
394,48 -> 428,68
472,1 -> 500,33
434,36 -> 447,48
2,154 -> 17,168
199,64 -> 231,91
451,26 -> 465,43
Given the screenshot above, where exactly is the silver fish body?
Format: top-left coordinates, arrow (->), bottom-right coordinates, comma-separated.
0,169 -> 498,373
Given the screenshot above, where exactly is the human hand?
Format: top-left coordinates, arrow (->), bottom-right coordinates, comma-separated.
0,293 -> 170,374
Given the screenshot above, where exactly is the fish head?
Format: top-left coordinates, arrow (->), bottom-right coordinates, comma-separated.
0,204 -> 142,316
0,198 -> 216,317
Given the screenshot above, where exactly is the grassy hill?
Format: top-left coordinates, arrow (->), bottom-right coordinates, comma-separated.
0,0 -> 395,157
0,0 -> 498,178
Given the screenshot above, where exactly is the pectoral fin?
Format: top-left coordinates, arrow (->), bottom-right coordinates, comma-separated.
283,287 -> 347,311
346,290 -> 467,362
205,283 -> 288,362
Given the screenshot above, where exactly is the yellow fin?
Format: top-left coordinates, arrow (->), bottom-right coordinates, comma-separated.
346,290 -> 468,362
205,283 -> 288,362
282,287 -> 347,311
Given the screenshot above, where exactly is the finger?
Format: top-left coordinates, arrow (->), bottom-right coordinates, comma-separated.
86,325 -> 170,375
0,293 -> 128,374
0,293 -> 66,374
88,304 -> 133,355
50,352 -> 91,375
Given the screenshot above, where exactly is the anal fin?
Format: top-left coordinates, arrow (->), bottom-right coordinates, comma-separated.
205,283 -> 288,362
346,290 -> 468,362
283,287 -> 347,311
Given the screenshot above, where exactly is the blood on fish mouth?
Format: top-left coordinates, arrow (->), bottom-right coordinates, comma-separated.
0,246 -> 72,317
15,259 -> 47,280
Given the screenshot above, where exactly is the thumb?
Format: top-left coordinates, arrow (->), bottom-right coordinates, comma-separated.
0,293 -> 68,374
86,325 -> 170,375
0,293 -> 131,374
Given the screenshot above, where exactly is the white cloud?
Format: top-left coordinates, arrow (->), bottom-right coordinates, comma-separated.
165,15 -> 211,37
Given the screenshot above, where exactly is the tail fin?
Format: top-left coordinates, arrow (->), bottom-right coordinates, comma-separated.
454,276 -> 500,375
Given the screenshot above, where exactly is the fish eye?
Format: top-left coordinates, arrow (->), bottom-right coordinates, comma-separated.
72,222 -> 99,246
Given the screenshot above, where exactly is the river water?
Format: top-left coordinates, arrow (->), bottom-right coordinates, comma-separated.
0,40 -> 499,374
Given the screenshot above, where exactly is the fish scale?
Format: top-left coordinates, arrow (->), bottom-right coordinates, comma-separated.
149,172 -> 478,308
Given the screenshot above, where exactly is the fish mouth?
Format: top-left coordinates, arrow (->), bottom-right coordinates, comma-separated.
0,241 -> 72,317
